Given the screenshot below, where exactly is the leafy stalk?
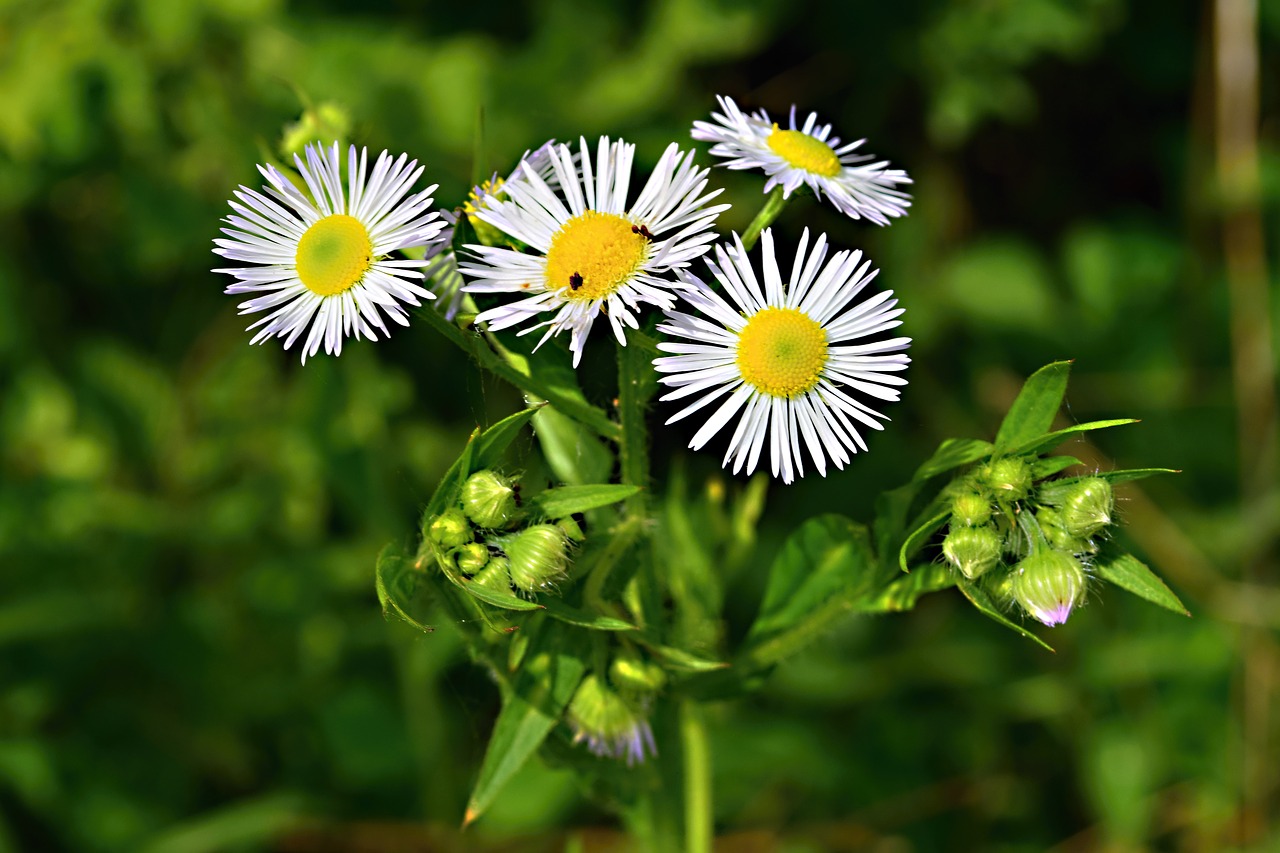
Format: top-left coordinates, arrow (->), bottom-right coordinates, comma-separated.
740,186 -> 788,251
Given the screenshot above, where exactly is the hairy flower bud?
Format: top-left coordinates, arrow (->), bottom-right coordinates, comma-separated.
981,458 -> 1032,501
505,524 -> 570,592
1036,506 -> 1086,554
1012,549 -> 1087,627
454,542 -> 490,574
942,525 -> 1003,579
566,674 -> 656,766
428,507 -> 472,549
460,470 -> 517,529
1059,478 -> 1114,539
471,556 -> 511,591
950,491 -> 993,527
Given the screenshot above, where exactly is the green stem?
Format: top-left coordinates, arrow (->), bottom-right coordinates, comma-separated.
681,701 -> 713,853
740,186 -> 789,251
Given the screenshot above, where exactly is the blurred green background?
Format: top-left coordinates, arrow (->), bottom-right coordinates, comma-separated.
2,0 -> 1278,850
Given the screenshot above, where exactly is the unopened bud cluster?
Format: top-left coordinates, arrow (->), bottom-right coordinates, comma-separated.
424,469 -> 575,595
940,457 -> 1117,627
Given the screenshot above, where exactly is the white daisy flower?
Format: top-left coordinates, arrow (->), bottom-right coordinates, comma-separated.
213,141 -> 446,362
459,136 -> 730,366
654,228 -> 911,484
692,95 -> 911,225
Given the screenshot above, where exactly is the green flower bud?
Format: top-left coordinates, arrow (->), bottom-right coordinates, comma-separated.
1059,478 -> 1114,539
1036,506 -> 1086,554
505,524 -> 570,593
942,525 -> 1003,579
1012,549 -> 1087,627
428,507 -> 472,549
454,542 -> 490,574
609,654 -> 667,694
460,470 -> 517,529
567,674 -> 656,765
471,556 -> 511,591
981,458 -> 1032,501
950,491 -> 993,527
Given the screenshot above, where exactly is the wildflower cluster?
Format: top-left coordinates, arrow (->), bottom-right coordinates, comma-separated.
940,457 -> 1116,627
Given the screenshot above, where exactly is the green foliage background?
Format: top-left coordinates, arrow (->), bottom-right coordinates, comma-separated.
2,0 -> 1277,849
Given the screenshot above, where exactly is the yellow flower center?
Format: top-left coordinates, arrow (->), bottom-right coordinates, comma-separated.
295,214 -> 373,297
766,125 -> 841,177
736,307 -> 828,398
544,211 -> 650,302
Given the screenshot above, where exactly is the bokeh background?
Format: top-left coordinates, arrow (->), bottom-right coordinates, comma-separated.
2,0 -> 1278,850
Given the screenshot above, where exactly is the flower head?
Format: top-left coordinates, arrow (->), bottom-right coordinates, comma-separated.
1012,548 -> 1088,627
654,228 -> 911,483
692,95 -> 911,225
566,674 -> 656,766
460,136 -> 729,365
213,142 -> 446,362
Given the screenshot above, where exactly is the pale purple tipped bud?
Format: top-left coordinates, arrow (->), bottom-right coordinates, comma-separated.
1012,549 -> 1087,626
566,674 -> 656,767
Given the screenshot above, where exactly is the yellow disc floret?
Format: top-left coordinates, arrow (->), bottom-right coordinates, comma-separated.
544,211 -> 651,302
766,125 -> 841,177
736,307 -> 829,398
295,214 -> 373,297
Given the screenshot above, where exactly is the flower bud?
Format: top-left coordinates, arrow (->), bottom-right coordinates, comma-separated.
1059,478 -> 1114,539
1035,506 -> 1085,554
505,524 -> 570,592
471,556 -> 511,591
460,470 -> 517,529
1012,549 -> 1087,627
454,542 -> 490,574
428,507 -> 472,549
942,525 -> 1003,579
950,491 -> 993,527
981,458 -> 1032,501
609,654 -> 667,694
567,674 -> 656,766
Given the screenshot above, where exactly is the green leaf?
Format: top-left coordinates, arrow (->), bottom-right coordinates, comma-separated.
423,428 -> 478,520
375,545 -> 435,633
540,597 -> 635,631
451,202 -> 480,256
913,438 -> 993,481
957,580 -> 1055,652
742,515 -> 882,669
434,544 -> 544,612
1030,455 -> 1082,479
1046,468 -> 1179,490
994,361 -> 1072,452
1094,550 -> 1189,616
855,562 -> 956,613
532,405 -> 614,486
465,624 -> 585,826
529,484 -> 641,518
474,406 -> 542,469
898,510 -> 951,573
1010,418 -> 1139,456
635,638 -> 729,673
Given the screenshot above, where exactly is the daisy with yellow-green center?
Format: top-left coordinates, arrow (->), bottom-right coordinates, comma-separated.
459,136 -> 729,365
213,141 -> 445,362
654,228 -> 911,484
692,95 -> 912,225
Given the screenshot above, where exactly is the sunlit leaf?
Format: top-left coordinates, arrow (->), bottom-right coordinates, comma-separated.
913,438 -> 993,481
994,361 -> 1072,452
957,580 -> 1054,652
530,484 -> 641,518
1094,550 -> 1189,616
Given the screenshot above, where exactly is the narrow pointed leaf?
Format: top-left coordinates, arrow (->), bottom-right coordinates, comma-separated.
899,510 -> 951,573
530,484 -> 641,518
856,562 -> 956,613
958,580 -> 1055,652
1010,418 -> 1139,456
540,598 -> 636,631
1094,550 -> 1189,616
1030,455 -> 1082,479
375,546 -> 435,633
995,361 -> 1072,452
913,438 -> 993,482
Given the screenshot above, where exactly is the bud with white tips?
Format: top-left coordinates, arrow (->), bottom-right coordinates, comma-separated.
942,525 -> 1003,579
1012,549 -> 1087,627
428,507 -> 472,549
505,524 -> 570,593
1059,478 -> 1114,539
981,458 -> 1032,502
460,470 -> 518,530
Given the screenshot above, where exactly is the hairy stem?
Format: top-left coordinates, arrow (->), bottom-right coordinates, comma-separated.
740,185 -> 789,251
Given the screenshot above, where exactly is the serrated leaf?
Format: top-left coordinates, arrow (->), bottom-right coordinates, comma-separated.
856,562 -> 956,613
464,625 -> 585,826
995,361 -> 1072,452
913,438 -> 994,482
1094,550 -> 1189,616
898,510 -> 951,573
742,515 -> 882,669
375,545 -> 435,633
1010,418 -> 1138,456
540,597 -> 635,631
958,580 -> 1055,652
530,484 -> 641,518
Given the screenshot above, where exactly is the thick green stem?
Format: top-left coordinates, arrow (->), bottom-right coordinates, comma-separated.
740,186 -> 789,251
681,701 -> 713,853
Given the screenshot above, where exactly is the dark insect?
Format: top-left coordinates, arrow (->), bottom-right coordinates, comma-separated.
569,272 -> 584,290
631,224 -> 654,240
